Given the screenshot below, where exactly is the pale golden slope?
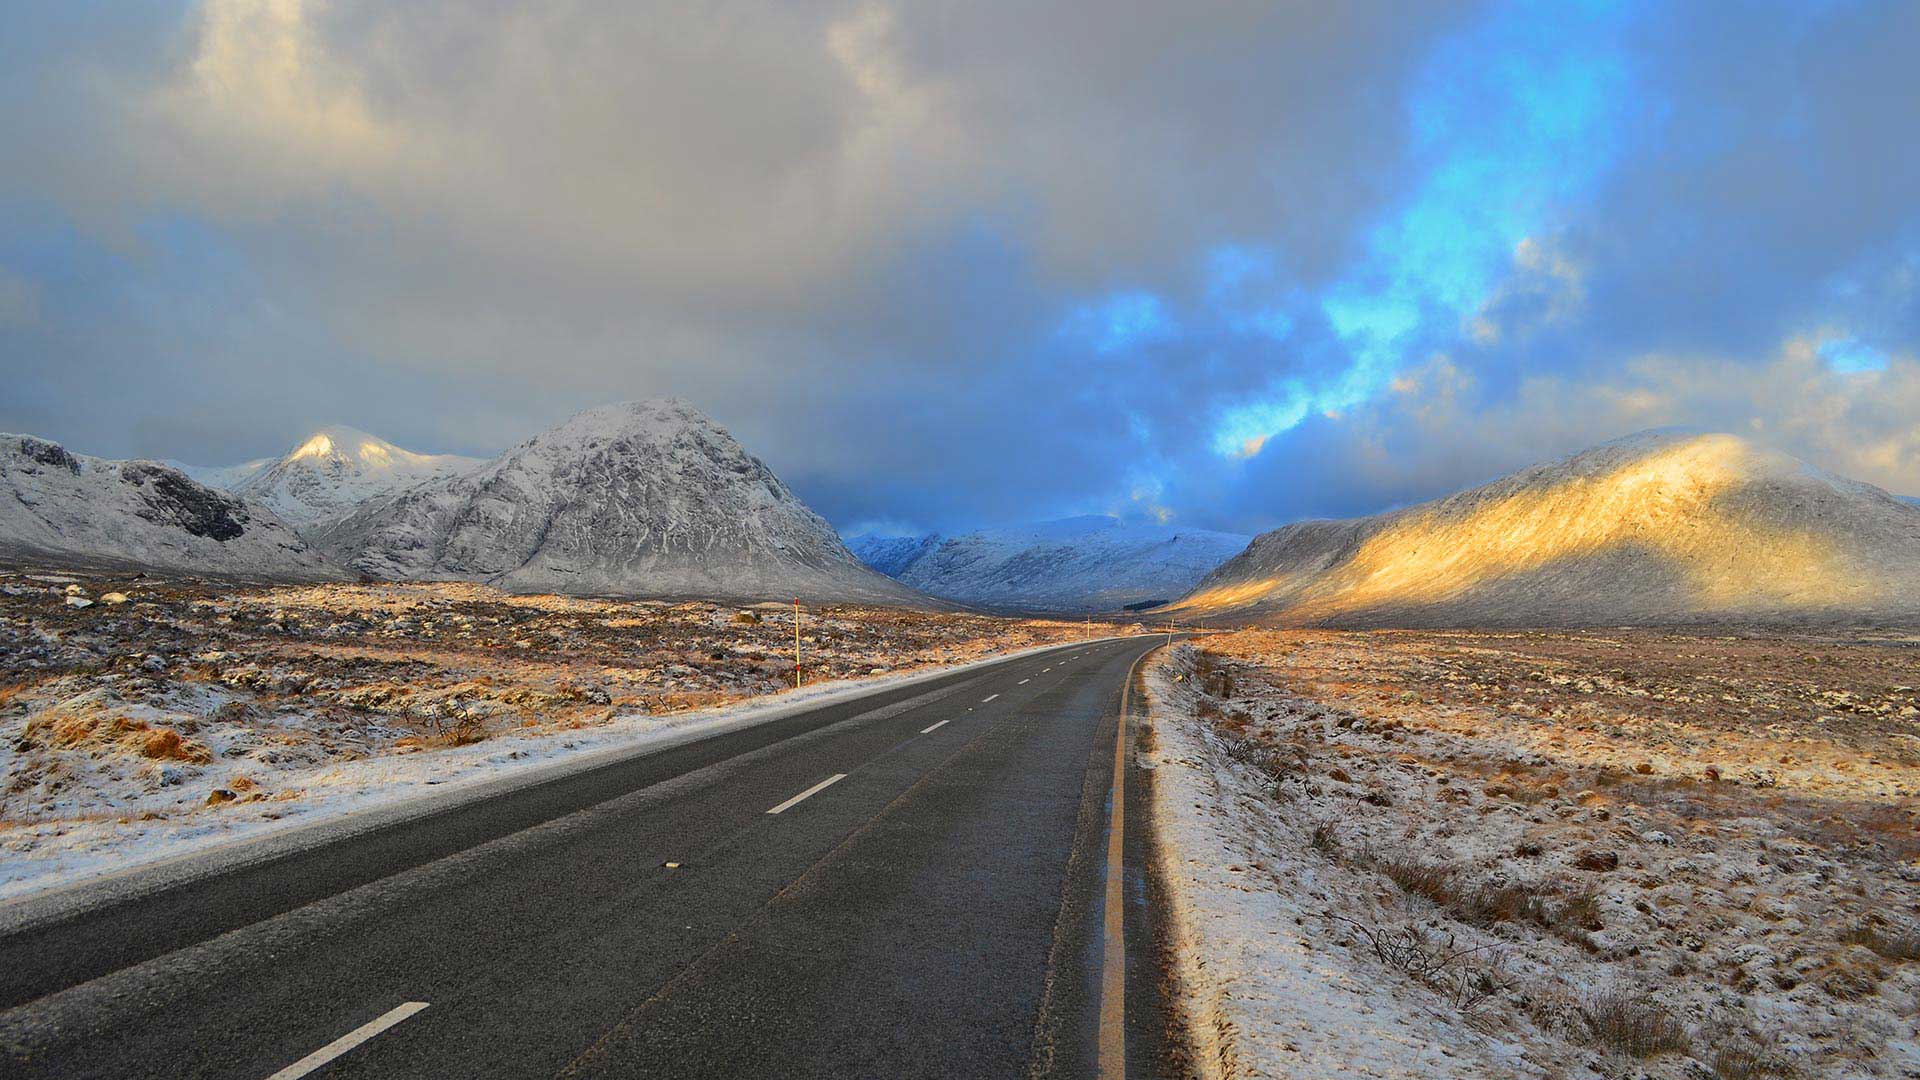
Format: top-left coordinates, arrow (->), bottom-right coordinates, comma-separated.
1176,432 -> 1920,627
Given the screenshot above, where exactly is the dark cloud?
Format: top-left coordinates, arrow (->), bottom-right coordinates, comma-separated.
1,0 -> 1917,535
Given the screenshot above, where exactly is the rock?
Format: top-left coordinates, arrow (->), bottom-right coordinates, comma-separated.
65,595 -> 94,608
63,584 -> 87,596
100,592 -> 130,605
1574,850 -> 1620,872
1642,830 -> 1675,846
206,788 -> 237,805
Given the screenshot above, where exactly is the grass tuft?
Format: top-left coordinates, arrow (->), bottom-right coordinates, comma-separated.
1580,990 -> 1690,1058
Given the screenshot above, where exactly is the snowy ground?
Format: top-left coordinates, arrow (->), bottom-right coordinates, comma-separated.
1147,631 -> 1920,1080
0,570 -> 1121,901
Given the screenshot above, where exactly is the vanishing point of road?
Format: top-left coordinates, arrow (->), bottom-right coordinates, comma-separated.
0,636 -> 1183,1079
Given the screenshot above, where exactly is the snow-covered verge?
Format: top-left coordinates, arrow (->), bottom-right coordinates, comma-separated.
1147,650 -> 1529,1079
1147,633 -> 1920,1079
0,570 -> 1121,902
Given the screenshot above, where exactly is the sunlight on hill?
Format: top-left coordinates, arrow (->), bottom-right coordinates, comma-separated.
1180,434 -> 1888,622
291,433 -> 334,459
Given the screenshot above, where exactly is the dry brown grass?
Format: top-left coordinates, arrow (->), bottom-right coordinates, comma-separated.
1359,849 -> 1603,936
1167,630 -> 1920,1076
140,727 -> 210,762
1710,1042 -> 1799,1080
21,710 -> 212,763
1580,990 -> 1691,1059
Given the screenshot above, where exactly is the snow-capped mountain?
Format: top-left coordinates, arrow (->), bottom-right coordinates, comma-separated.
1174,431 -> 1920,627
184,426 -> 482,529
0,434 -> 338,580
847,515 -> 1250,613
313,400 -> 927,603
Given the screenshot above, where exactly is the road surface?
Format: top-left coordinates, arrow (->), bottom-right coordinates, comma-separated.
0,636 -> 1182,1079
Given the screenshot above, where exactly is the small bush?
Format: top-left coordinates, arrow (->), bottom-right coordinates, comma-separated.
1580,990 -> 1689,1058
1374,854 -> 1456,906
1711,1042 -> 1798,1080
1309,821 -> 1341,856
1317,912 -> 1511,1013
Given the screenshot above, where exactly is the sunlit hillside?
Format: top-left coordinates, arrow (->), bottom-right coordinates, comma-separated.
1175,431 -> 1920,627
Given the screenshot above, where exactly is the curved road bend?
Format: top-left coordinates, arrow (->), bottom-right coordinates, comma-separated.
1,636 -> 1184,1079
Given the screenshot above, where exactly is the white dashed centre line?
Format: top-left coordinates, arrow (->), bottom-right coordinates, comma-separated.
265,1002 -> 429,1080
981,694 -> 999,702
1018,678 -> 1030,685
766,773 -> 848,815
920,719 -> 950,734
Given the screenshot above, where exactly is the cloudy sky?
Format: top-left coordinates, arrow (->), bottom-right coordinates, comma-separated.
3,0 -> 1918,536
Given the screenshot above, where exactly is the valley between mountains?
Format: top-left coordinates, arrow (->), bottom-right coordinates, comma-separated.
3,403 -> 1919,1080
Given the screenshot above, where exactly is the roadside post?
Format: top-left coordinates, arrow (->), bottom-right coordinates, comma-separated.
794,597 -> 802,688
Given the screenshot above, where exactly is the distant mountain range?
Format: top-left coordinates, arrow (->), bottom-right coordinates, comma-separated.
1172,430 -> 1920,627
2,401 -> 919,603
9,415 -> 1920,623
847,516 -> 1250,613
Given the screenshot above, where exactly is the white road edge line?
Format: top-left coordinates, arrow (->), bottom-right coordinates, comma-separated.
920,719 -> 950,734
766,773 -> 848,815
265,1001 -> 429,1080
981,694 -> 999,702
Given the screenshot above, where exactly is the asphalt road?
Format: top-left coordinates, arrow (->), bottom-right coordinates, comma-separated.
0,636 -> 1181,1079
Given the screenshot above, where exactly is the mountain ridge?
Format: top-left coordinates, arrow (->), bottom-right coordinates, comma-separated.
0,434 -> 339,581
1172,430 -> 1920,627
314,400 -> 927,603
184,425 -> 483,529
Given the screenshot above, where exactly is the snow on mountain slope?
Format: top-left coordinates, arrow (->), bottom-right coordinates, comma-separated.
186,426 -> 483,529
0,435 -> 338,580
1174,430 -> 1920,627
173,457 -> 274,492
843,534 -> 938,578
848,515 -> 1250,613
313,400 -> 928,603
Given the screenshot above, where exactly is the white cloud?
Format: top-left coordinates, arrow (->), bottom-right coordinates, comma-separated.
1359,334 -> 1920,498
152,0 -> 407,199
